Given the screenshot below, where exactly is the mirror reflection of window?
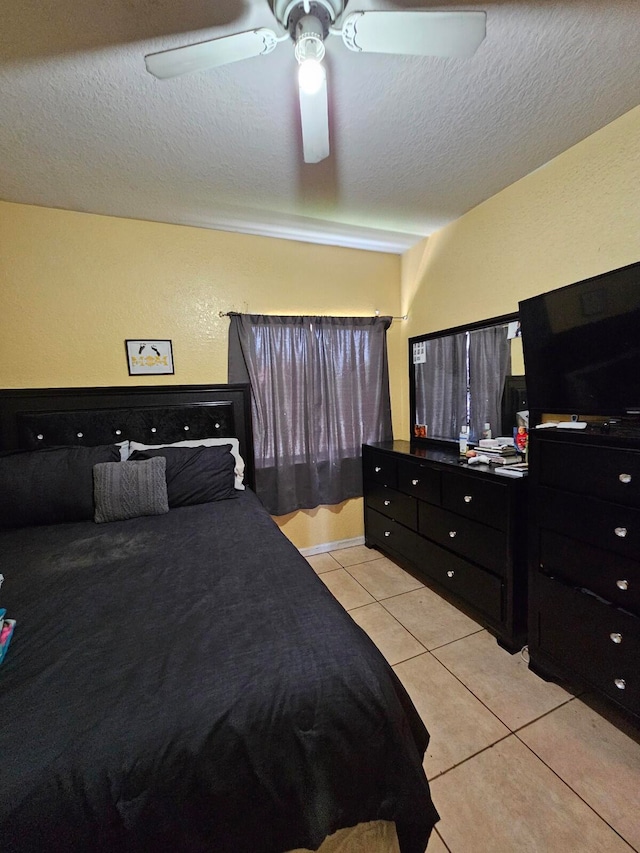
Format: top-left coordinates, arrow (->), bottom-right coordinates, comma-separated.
468,325 -> 511,442
415,333 -> 467,439
411,315 -> 520,443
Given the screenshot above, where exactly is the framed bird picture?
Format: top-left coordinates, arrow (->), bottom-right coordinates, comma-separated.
125,339 -> 174,375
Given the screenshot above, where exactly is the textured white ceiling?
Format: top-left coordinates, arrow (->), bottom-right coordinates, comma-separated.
1,0 -> 639,252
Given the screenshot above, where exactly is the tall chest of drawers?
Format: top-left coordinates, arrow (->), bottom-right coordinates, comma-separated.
528,429 -> 640,722
363,441 -> 528,651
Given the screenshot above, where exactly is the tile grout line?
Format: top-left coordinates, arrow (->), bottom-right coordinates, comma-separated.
434,826 -> 453,853
328,552 -> 639,852
348,603 -> 429,663
425,650 -> 546,734
341,568 -> 425,602
377,594 -> 485,652
510,694 -> 577,734
319,566 -> 378,610
358,584 -> 426,605
423,697 -> 576,785
339,556 -> 576,734
338,559 -> 534,741
428,730 -> 638,852
511,728 -> 640,853
341,558 -> 489,654
367,602 -> 483,662
423,672 -> 637,850
329,557 -> 390,604
345,580 -> 432,658
335,558 -> 431,629
390,647 -> 432,667
423,627 -> 485,652
427,729 -> 514,783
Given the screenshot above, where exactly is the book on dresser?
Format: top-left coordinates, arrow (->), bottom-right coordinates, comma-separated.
494,464 -> 528,477
489,455 -> 523,466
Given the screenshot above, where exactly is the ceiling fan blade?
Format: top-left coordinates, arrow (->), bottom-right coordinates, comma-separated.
145,28 -> 279,79
341,11 -> 486,58
299,68 -> 330,164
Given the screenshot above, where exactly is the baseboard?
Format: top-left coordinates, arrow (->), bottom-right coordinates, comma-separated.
299,536 -> 365,557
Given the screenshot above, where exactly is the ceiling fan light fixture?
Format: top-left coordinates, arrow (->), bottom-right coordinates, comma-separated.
298,58 -> 325,94
294,14 -> 326,64
145,1 -> 485,166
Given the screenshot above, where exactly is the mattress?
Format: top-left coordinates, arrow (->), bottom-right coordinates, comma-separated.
0,490 -> 437,852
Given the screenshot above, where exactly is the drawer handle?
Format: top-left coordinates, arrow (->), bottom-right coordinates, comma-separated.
447,570 -> 455,578
614,678 -> 626,690
384,499 -> 391,506
449,530 -> 457,538
610,632 -> 623,644
619,473 -> 632,484
375,466 -> 382,473
616,579 -> 629,591
412,479 -> 419,486
464,495 -> 473,503
614,527 -> 628,538
384,530 -> 391,537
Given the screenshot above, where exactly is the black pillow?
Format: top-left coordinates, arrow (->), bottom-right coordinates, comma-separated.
93,457 -> 169,523
0,444 -> 121,529
129,444 -> 236,507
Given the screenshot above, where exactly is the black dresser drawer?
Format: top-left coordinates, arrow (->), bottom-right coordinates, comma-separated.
539,528 -> 640,614
366,506 -> 503,622
422,542 -> 504,623
538,487 -> 640,562
397,458 -> 441,504
366,484 -> 417,530
441,470 -> 508,530
363,447 -> 397,488
534,575 -> 640,714
538,441 -> 640,508
419,501 -> 508,576
365,507 -> 425,566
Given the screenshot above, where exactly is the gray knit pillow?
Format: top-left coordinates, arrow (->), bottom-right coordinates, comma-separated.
93,457 -> 169,523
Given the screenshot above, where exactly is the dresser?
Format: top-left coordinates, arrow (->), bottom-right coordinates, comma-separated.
527,428 -> 640,722
363,441 -> 528,651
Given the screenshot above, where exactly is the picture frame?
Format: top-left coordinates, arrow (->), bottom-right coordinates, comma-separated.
125,339 -> 174,376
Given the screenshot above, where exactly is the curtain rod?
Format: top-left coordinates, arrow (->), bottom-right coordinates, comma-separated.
218,311 -> 408,320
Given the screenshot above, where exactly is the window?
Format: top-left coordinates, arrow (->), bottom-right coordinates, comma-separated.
229,314 -> 392,515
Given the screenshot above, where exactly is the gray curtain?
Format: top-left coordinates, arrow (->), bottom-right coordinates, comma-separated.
414,333 -> 468,439
228,314 -> 392,515
468,325 -> 511,442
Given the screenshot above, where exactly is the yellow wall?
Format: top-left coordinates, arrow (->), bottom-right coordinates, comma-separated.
0,202 -> 401,549
398,105 -> 640,439
3,106 -> 638,547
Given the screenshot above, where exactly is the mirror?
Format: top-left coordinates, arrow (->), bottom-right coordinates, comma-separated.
409,313 -> 527,444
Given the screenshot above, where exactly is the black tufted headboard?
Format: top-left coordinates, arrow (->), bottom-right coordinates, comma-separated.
0,383 -> 255,489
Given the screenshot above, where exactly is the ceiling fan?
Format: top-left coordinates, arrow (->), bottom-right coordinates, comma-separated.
145,1 -> 486,164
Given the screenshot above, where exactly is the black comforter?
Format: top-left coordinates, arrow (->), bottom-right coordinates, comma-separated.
0,491 -> 438,852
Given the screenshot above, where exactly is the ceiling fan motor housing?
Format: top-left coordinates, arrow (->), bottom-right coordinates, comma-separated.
294,15 -> 326,63
273,0 -> 344,35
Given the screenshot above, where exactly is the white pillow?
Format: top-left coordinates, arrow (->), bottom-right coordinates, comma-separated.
116,440 -> 130,461
128,437 -> 245,490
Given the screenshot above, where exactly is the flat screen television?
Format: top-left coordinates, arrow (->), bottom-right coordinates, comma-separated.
518,261 -> 640,417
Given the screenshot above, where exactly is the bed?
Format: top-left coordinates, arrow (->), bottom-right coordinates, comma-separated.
0,384 -> 438,853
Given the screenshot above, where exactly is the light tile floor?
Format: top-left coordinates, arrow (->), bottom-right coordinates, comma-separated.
306,546 -> 640,853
